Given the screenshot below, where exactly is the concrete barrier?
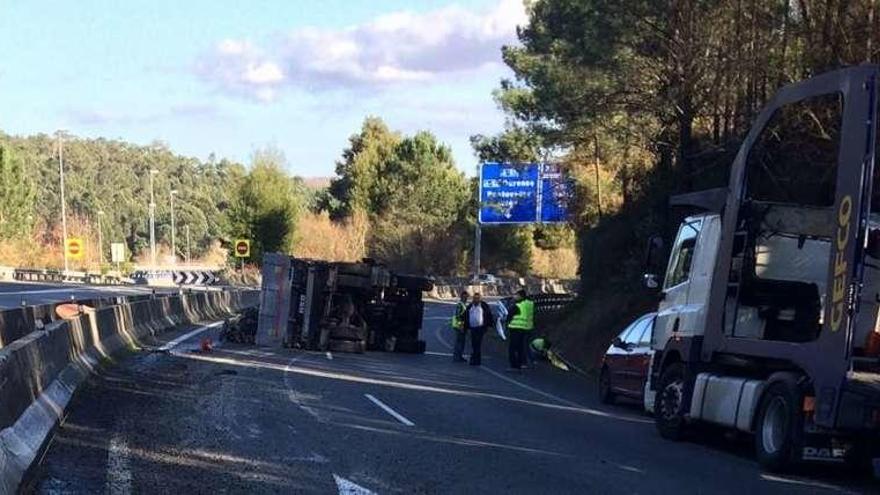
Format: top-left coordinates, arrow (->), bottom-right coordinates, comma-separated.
0,308 -> 34,349
0,289 -> 258,494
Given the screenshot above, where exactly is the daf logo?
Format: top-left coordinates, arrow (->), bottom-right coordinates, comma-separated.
802,447 -> 846,460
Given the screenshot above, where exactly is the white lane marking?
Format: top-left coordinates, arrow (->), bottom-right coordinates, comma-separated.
0,287 -> 153,296
760,474 -> 859,494
334,474 -> 376,495
364,394 -> 415,427
184,349 -> 647,422
158,321 -> 225,351
434,325 -> 454,350
1,288 -> 81,295
433,319 -> 648,423
326,351 -> 333,360
106,433 -> 132,495
480,365 -> 584,409
424,351 -> 454,357
284,354 -> 325,422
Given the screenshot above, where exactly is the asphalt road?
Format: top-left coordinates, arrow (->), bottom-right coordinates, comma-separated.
0,282 -> 186,310
27,302 -> 879,494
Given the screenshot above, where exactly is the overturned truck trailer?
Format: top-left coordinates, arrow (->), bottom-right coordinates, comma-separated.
256,253 -> 433,353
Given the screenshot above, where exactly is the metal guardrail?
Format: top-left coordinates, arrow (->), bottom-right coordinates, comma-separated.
495,293 -> 577,315
533,293 -> 577,314
12,268 -> 125,285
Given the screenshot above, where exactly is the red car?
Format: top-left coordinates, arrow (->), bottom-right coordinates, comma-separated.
598,313 -> 656,405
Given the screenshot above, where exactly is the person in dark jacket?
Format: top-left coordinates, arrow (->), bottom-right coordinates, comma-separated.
464,292 -> 495,366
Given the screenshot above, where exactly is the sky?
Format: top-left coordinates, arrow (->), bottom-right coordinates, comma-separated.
0,0 -> 526,177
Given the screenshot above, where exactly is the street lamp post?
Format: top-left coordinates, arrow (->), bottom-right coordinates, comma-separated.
148,169 -> 158,266
170,190 -> 178,265
185,225 -> 191,265
97,210 -> 105,266
57,131 -> 69,275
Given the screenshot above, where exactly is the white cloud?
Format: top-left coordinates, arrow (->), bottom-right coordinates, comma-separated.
243,61 -> 284,84
195,0 -> 527,100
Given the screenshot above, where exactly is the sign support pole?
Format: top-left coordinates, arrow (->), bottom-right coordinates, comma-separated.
474,222 -> 481,280
536,164 -> 544,224
474,162 -> 482,281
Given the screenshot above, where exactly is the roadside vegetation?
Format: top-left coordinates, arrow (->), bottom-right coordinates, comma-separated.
0,120 -> 574,277
493,0 -> 880,370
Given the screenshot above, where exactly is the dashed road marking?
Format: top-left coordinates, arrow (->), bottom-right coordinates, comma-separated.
334,474 -> 376,495
364,394 -> 415,427
106,433 -> 132,495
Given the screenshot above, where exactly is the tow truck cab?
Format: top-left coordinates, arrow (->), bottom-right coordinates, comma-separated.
646,66 -> 880,472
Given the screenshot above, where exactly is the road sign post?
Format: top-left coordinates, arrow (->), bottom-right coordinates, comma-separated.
110,242 -> 125,272
234,239 -> 250,271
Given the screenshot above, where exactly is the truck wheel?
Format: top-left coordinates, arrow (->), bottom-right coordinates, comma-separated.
655,363 -> 688,441
755,379 -> 803,472
598,367 -> 615,404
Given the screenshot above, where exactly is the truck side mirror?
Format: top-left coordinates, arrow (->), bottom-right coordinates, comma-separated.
643,273 -> 660,290
644,235 -> 664,269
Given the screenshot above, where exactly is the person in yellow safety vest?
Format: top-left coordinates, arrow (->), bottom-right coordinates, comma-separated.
506,289 -> 535,371
451,290 -> 469,362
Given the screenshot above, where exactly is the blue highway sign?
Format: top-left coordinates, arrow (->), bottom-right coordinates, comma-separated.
540,164 -> 574,223
479,163 -> 539,224
479,162 -> 573,224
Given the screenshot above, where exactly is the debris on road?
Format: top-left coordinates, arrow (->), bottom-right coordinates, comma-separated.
220,307 -> 258,344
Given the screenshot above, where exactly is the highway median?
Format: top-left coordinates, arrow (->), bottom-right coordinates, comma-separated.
0,289 -> 258,495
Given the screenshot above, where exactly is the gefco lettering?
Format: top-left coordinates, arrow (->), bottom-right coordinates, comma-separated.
831,195 -> 852,332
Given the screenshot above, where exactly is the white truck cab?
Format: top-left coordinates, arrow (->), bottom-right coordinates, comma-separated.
652,214 -> 721,353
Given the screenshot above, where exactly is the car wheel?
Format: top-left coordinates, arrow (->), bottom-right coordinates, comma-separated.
599,367 -> 615,404
755,378 -> 803,472
655,363 -> 688,441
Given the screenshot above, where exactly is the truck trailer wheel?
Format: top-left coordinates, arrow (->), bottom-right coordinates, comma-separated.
755,379 -> 803,472
598,367 -> 615,404
655,363 -> 688,441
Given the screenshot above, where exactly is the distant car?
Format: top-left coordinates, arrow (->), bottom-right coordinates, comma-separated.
599,313 -> 656,406
473,273 -> 500,285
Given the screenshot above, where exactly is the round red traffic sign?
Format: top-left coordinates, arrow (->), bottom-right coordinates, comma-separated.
235,240 -> 249,256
